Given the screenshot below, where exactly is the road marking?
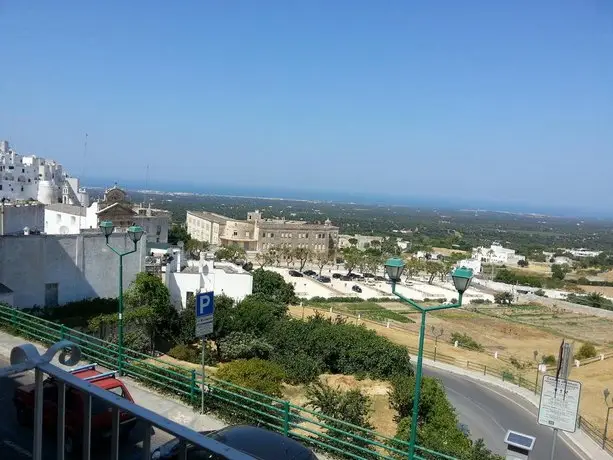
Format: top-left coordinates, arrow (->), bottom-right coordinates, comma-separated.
429,367 -> 591,460
3,440 -> 32,458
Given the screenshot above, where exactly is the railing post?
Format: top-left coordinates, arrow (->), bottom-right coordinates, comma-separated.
283,401 -> 290,436
60,324 -> 66,340
11,308 -> 16,328
484,365 -> 487,376
466,360 -> 469,369
190,370 -> 196,405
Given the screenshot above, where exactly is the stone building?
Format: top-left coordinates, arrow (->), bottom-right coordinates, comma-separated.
186,209 -> 339,254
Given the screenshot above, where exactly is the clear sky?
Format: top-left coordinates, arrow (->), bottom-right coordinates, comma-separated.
1,1 -> 612,212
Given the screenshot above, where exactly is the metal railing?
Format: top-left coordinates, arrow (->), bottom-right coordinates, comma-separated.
0,340 -> 254,460
0,304 -> 460,460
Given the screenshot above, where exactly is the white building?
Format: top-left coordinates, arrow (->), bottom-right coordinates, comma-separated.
0,140 -> 89,206
567,248 -> 602,258
456,258 -> 482,274
44,185 -> 170,243
0,201 -> 45,235
0,232 -> 146,308
472,243 -> 525,265
166,252 -> 252,309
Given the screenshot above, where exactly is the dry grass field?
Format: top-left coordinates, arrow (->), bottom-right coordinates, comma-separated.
578,285 -> 613,298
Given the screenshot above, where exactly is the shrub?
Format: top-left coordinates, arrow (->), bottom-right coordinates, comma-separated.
217,332 -> 273,361
541,354 -> 556,365
168,344 -> 199,363
450,332 -> 484,352
273,351 -> 323,384
575,343 -> 597,361
534,289 -> 547,297
470,298 -> 492,305
216,359 -> 286,397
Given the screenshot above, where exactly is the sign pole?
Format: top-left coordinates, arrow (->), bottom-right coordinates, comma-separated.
550,429 -> 558,460
201,337 -> 205,414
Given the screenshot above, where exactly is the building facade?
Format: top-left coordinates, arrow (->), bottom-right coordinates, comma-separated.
0,201 -> 45,235
472,243 -> 525,265
0,140 -> 89,206
0,233 -> 146,308
166,253 -> 253,309
44,185 -> 170,243
187,209 -> 339,254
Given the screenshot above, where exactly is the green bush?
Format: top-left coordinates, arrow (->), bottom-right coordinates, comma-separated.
575,343 -> 597,360
541,354 -> 556,365
168,344 -> 200,363
217,332 -> 273,361
470,298 -> 492,305
534,289 -> 547,297
273,351 -> 323,384
216,359 -> 286,397
450,332 -> 484,352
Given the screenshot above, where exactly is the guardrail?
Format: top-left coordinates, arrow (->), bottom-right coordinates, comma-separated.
0,340 -> 253,460
294,304 -> 613,454
0,304 -> 457,460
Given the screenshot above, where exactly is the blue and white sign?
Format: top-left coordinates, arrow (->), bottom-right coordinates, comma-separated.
195,291 -> 215,338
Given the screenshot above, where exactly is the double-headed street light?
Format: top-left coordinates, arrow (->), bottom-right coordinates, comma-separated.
384,257 -> 473,459
100,221 -> 144,375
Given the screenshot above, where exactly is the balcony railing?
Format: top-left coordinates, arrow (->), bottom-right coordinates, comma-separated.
0,341 -> 254,460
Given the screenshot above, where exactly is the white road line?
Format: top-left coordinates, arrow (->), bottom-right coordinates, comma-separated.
3,440 -> 32,458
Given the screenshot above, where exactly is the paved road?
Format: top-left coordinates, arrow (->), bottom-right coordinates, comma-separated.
0,355 -> 172,459
424,366 -> 586,460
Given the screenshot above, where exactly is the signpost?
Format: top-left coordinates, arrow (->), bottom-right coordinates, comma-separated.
537,340 -> 579,460
195,291 -> 214,414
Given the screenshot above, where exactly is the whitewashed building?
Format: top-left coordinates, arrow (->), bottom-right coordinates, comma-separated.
166,252 -> 252,309
472,243 -> 525,265
0,232 -> 146,308
0,140 -> 89,206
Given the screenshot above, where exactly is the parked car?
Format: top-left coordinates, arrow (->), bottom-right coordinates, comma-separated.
341,275 -> 352,281
332,273 -> 342,279
362,273 -> 375,278
13,364 -> 137,456
151,425 -> 318,460
317,276 -> 331,283
303,270 -> 317,276
375,275 -> 386,281
352,285 -> 362,293
288,270 -> 304,277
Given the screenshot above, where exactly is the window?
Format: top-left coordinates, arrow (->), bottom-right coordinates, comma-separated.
56,213 -> 61,223
245,232 -> 250,238
22,168 -> 25,173
70,216 -> 76,225
233,231 -> 238,236
20,186 -> 23,192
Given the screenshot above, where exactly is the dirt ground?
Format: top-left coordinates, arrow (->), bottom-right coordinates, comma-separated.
578,285 -> 613,298
571,359 -> 613,440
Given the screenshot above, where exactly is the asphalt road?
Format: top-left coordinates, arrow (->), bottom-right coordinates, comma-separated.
424,366 -> 587,460
0,355 -> 173,459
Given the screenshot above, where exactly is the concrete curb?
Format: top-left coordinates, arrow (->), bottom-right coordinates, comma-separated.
422,358 -> 613,460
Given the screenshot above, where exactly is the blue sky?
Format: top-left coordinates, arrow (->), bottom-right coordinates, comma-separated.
1,1 -> 612,212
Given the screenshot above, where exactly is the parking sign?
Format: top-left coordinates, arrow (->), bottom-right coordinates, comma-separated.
195,291 -> 214,338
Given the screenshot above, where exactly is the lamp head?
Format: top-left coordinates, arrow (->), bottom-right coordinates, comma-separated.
384,257 -> 406,282
127,225 -> 144,244
99,221 -> 115,238
451,266 -> 474,294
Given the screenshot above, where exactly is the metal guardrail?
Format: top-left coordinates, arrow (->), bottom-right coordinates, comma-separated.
0,340 -> 254,460
295,304 -> 613,453
0,304 -> 459,460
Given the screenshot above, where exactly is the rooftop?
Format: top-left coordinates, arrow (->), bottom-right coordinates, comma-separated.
188,210 -> 238,224
45,203 -> 87,216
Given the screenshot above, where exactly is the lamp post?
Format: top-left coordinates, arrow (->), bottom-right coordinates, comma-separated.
99,221 -> 144,375
604,388 -> 613,449
431,326 -> 444,362
384,257 -> 473,460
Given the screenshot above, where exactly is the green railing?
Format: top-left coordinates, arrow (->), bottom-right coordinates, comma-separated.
0,304 -> 459,460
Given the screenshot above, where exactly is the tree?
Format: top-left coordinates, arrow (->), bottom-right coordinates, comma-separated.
168,224 -> 190,245
494,291 -> 514,305
211,294 -> 236,342
381,237 -> 401,257
123,272 -> 178,353
342,247 -> 363,274
348,237 -> 358,247
280,245 -> 294,267
315,251 -> 331,276
294,247 -> 313,272
185,238 -> 210,260
217,331 -> 273,361
404,259 -> 423,280
517,259 -> 529,268
425,261 -> 443,284
252,269 -> 297,304
551,264 -> 570,281
215,244 -> 246,263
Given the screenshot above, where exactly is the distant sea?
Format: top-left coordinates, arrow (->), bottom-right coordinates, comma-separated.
84,177 -> 611,220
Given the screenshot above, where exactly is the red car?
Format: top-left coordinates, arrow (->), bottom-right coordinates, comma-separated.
13,363 -> 137,456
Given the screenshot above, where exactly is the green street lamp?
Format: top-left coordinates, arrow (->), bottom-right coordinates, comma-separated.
100,220 -> 144,375
384,257 -> 473,459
